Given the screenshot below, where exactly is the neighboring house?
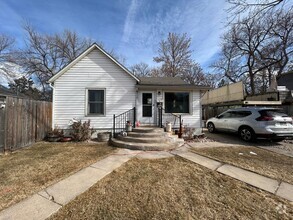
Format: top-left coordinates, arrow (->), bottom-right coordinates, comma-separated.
277,72 -> 293,116
0,84 -> 27,105
48,43 -> 209,132
277,71 -> 293,95
202,73 -> 293,121
0,85 -> 12,105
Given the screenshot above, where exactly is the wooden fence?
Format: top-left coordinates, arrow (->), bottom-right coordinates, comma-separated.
0,96 -> 52,152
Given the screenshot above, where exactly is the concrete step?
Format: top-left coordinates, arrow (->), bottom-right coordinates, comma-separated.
132,127 -> 164,133
110,138 -> 179,151
117,135 -> 169,143
127,132 -> 169,138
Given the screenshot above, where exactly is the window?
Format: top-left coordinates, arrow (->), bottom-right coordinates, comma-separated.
259,109 -> 288,117
165,92 -> 189,113
234,111 -> 252,118
87,89 -> 105,115
218,112 -> 232,119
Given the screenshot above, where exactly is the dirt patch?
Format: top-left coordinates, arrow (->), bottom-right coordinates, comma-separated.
49,157 -> 292,220
0,141 -> 115,211
191,146 -> 293,184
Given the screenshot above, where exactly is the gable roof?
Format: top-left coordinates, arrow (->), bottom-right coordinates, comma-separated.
48,43 -> 140,83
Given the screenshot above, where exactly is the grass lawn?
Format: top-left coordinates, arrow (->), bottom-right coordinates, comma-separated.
49,157 -> 292,220
191,146 -> 293,184
0,141 -> 115,211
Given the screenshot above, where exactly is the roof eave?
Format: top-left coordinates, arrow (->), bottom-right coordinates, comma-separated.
136,84 -> 211,90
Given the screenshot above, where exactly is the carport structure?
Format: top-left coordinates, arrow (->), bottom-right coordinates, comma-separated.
201,82 -> 289,121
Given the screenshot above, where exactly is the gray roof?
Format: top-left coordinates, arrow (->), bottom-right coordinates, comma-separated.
0,85 -> 28,98
136,77 -> 210,90
138,77 -> 188,85
277,72 -> 293,90
0,85 -> 15,96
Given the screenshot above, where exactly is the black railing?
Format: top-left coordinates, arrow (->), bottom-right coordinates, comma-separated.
113,107 -> 136,138
157,105 -> 183,136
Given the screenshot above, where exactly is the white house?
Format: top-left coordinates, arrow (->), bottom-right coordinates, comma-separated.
48,43 -> 209,132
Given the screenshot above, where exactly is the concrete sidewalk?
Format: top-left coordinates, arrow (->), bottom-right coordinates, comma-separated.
0,149 -> 141,220
0,145 -> 291,220
172,145 -> 293,202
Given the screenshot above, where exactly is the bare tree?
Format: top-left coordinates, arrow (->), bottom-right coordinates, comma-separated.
19,24 -> 93,99
213,9 -> 293,95
183,62 -> 222,88
54,29 -> 93,65
212,41 -> 242,83
0,34 -> 20,84
149,67 -> 164,77
182,62 -> 204,84
153,32 -> 192,77
265,9 -> 293,79
107,48 -> 127,66
0,34 -> 14,59
129,62 -> 151,77
227,0 -> 289,22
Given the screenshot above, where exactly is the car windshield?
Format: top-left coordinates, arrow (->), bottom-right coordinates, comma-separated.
259,109 -> 288,117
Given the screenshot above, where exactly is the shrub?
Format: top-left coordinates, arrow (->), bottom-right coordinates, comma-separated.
70,120 -> 94,141
47,127 -> 64,137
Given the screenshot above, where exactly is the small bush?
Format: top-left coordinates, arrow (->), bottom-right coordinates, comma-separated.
47,127 -> 64,137
70,120 -> 94,141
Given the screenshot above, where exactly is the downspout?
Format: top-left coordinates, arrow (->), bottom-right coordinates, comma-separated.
199,90 -> 203,129
48,82 -> 55,129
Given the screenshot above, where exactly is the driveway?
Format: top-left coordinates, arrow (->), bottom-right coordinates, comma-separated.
188,128 -> 293,157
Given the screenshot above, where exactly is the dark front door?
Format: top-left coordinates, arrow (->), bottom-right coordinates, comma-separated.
142,93 -> 153,117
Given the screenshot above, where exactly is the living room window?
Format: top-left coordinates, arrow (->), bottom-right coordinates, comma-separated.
165,92 -> 190,113
87,89 -> 105,115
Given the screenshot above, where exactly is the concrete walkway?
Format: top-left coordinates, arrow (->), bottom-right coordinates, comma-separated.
172,144 -> 293,202
1,145 -> 292,220
0,149 -> 141,220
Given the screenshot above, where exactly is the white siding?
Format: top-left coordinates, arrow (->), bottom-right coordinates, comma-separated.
53,48 -> 137,129
181,91 -> 202,128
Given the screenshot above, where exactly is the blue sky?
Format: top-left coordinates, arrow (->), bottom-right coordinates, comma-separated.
0,0 -> 229,72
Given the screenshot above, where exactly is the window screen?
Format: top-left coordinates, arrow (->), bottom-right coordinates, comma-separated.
88,90 -> 105,115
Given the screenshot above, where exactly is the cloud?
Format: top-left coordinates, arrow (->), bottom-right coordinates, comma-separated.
119,0 -> 229,71
122,0 -> 139,43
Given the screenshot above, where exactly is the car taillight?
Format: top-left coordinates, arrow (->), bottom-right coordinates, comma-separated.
256,116 -> 273,121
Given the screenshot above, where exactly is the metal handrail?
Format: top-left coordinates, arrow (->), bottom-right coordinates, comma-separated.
113,107 -> 136,138
157,105 -> 183,135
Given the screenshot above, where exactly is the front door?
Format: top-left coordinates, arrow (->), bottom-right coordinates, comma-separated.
140,92 -> 154,125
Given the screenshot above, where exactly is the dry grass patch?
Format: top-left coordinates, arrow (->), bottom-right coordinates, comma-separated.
50,157 -> 292,220
0,141 -> 115,211
191,146 -> 293,184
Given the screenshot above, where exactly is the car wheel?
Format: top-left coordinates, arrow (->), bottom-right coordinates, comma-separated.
207,122 -> 215,133
239,127 -> 255,142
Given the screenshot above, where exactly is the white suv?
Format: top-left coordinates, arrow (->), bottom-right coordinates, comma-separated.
206,107 -> 293,142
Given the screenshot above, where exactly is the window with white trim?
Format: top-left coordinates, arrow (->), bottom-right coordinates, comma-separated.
87,89 -> 105,115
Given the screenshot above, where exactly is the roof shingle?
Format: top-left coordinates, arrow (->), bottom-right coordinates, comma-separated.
138,77 -> 188,85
